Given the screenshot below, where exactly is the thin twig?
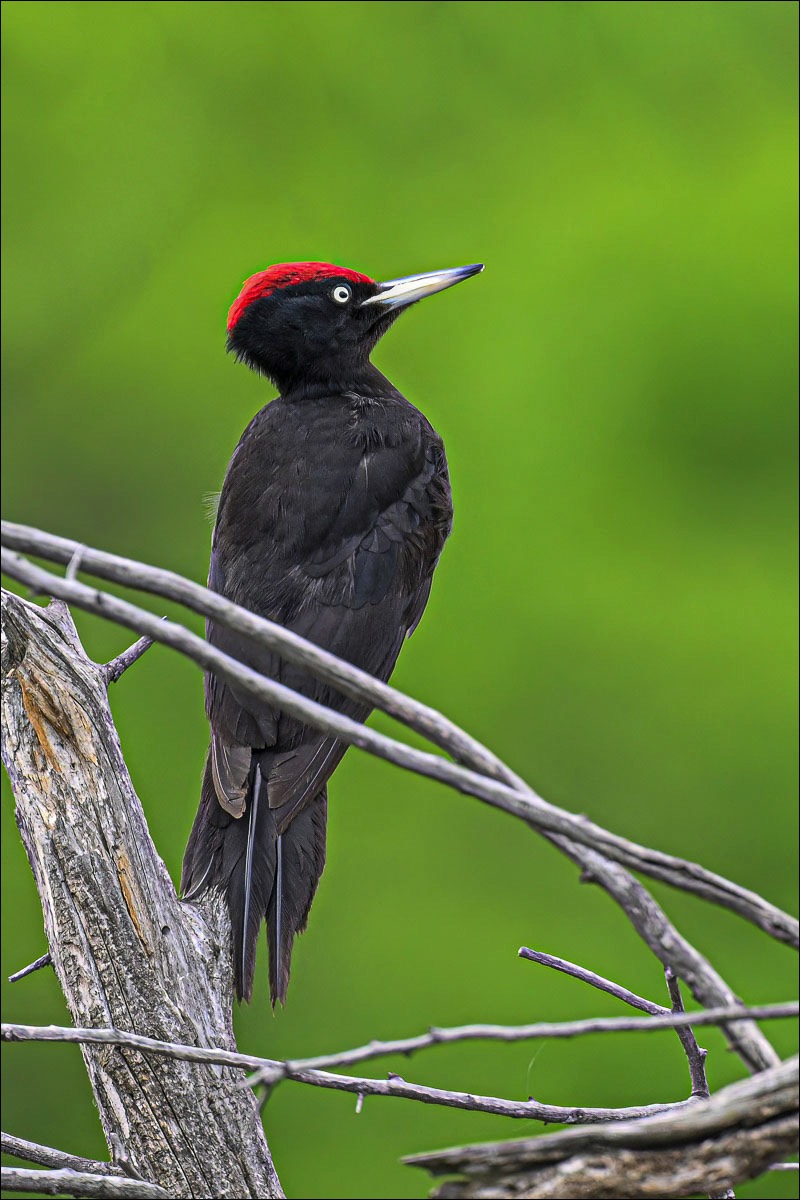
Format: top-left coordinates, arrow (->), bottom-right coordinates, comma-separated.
253,1068 -> 690,1123
8,952 -> 52,983
101,634 -> 155,684
64,544 -> 85,583
518,948 -> 663,1015
0,1166 -> 169,1198
1,546 -> 796,952
664,971 -> 731,1199
5,1012 -> 797,1066
1,1132 -> 123,1177
106,1134 -> 145,1184
517,952 -> 713,1097
665,967 -> 710,1100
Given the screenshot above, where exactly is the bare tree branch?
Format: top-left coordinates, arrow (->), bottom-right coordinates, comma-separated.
101,633 -> 156,684
249,1001 -> 798,1083
8,951 -> 52,983
3,528 -> 793,1079
2,1018 -> 688,1123
254,1071 -> 689,1123
1,539 -> 796,950
0,521 -> 515,780
518,948 -> 665,1015
665,977 -> 732,1200
4,1008 -> 796,1074
664,967 -> 711,1101
517,950 -> 718,1114
4,1004 -> 797,1124
1,557 -> 790,1077
0,1165 -> 169,1198
405,1056 -> 800,1198
2,1131 -> 125,1177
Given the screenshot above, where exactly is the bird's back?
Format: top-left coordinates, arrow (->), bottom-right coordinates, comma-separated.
182,380 -> 452,1001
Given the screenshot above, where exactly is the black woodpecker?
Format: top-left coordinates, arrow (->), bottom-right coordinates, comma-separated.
181,260 -> 483,1004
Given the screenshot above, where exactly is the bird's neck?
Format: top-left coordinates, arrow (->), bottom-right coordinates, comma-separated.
278,361 -> 399,404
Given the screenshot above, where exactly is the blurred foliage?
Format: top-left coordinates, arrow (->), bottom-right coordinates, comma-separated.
1,2 -> 797,1198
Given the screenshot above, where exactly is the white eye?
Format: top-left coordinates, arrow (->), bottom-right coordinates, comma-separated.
331,284 -> 352,304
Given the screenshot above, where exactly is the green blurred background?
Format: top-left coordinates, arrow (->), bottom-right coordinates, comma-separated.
2,2 -> 797,1197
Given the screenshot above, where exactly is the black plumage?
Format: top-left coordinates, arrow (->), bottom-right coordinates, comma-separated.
181,261 -> 482,1003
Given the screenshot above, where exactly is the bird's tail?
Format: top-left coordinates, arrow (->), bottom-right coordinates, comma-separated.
182,752 -> 327,1004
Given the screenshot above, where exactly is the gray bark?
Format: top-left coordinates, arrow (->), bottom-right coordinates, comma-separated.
1,589 -> 282,1199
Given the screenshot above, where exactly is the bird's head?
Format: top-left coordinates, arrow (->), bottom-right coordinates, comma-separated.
226,260 -> 483,392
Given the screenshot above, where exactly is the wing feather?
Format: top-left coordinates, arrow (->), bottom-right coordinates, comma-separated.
205,396 -> 451,822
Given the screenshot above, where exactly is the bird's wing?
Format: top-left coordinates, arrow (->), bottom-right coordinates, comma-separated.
206,423 -> 451,822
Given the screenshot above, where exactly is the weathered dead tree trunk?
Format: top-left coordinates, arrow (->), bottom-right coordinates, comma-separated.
1,590 -> 282,1199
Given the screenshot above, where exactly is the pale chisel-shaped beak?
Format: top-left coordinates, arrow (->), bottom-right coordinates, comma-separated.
361,263 -> 484,310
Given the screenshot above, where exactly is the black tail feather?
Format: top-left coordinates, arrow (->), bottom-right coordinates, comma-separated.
182,753 -> 275,1001
241,769 -> 263,991
267,790 -> 327,1005
182,752 -> 326,1004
